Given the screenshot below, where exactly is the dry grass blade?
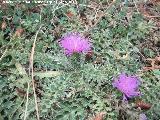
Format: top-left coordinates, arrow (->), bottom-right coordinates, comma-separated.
0,48 -> 7,62
24,82 -> 30,120
28,25 -> 42,120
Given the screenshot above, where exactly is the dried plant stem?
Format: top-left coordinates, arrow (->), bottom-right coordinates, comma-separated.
0,48 -> 7,62
29,25 -> 42,120
24,82 -> 30,120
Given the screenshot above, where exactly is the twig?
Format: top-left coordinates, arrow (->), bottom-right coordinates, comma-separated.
29,25 -> 42,120
143,15 -> 160,18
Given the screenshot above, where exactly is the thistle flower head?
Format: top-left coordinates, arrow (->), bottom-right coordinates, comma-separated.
59,32 -> 91,56
113,73 -> 141,98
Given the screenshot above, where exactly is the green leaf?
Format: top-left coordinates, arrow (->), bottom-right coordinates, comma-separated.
15,63 -> 27,75
153,70 -> 160,76
34,71 -> 61,79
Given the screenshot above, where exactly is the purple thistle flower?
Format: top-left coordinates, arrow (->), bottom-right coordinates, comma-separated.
139,113 -> 147,120
113,73 -> 141,98
59,32 -> 91,56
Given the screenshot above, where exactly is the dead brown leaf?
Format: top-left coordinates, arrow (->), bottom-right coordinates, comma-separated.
90,112 -> 106,120
135,100 -> 152,110
94,55 -> 103,64
16,87 -> 33,97
143,56 -> 160,71
66,11 -> 75,18
1,21 -> 7,30
14,28 -> 24,38
85,50 -> 93,61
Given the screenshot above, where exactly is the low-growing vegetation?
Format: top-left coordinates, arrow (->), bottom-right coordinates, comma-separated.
0,0 -> 160,120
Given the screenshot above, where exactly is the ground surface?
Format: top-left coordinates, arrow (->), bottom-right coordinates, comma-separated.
0,0 -> 160,120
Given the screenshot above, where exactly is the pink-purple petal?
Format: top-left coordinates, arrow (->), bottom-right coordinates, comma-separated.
59,32 -> 91,56
113,73 -> 141,98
